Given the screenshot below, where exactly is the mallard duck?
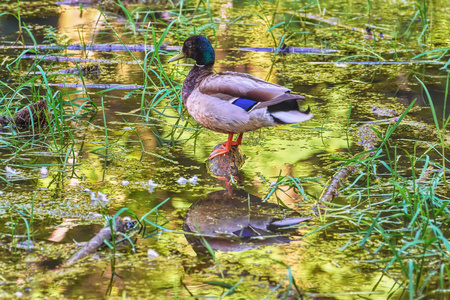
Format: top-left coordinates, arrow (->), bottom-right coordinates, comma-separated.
168,35 -> 313,159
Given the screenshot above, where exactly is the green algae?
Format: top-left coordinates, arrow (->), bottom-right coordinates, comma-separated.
0,0 -> 449,298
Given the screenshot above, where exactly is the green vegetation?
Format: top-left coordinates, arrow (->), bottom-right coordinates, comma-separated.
0,0 -> 448,299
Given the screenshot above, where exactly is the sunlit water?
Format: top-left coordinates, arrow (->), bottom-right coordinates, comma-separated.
0,0 -> 449,298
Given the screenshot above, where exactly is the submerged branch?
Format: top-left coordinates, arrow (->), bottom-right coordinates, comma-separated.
315,124 -> 381,216
33,83 -> 144,89
0,44 -> 180,52
318,165 -> 356,204
2,44 -> 338,54
21,54 -> 139,65
305,13 -> 393,39
66,217 -> 133,266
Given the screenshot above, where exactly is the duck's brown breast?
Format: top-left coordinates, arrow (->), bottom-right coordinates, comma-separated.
182,65 -> 214,105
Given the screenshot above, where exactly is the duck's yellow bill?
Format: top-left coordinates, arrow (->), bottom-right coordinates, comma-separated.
168,52 -> 185,63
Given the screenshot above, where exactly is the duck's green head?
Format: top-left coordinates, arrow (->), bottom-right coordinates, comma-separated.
168,35 -> 215,66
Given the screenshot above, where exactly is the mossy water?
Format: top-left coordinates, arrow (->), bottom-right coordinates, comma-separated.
0,0 -> 449,298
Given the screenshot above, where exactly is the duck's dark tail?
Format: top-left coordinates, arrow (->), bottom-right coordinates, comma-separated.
268,99 -> 313,124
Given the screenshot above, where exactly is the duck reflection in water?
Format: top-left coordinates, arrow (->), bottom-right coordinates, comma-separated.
183,189 -> 310,253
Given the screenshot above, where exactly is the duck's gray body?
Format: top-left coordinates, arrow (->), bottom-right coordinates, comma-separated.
182,64 -> 313,134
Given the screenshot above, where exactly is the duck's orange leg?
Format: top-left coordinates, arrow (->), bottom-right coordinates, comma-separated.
209,133 -> 234,159
232,133 -> 243,146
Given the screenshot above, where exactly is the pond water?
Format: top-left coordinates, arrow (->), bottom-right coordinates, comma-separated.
0,0 -> 449,299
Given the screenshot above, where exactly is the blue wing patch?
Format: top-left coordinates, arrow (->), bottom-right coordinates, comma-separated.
232,98 -> 258,112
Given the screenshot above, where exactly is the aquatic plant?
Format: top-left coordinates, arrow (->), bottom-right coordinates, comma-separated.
0,0 -> 449,298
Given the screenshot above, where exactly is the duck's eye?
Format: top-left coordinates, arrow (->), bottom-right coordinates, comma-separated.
186,41 -> 192,48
